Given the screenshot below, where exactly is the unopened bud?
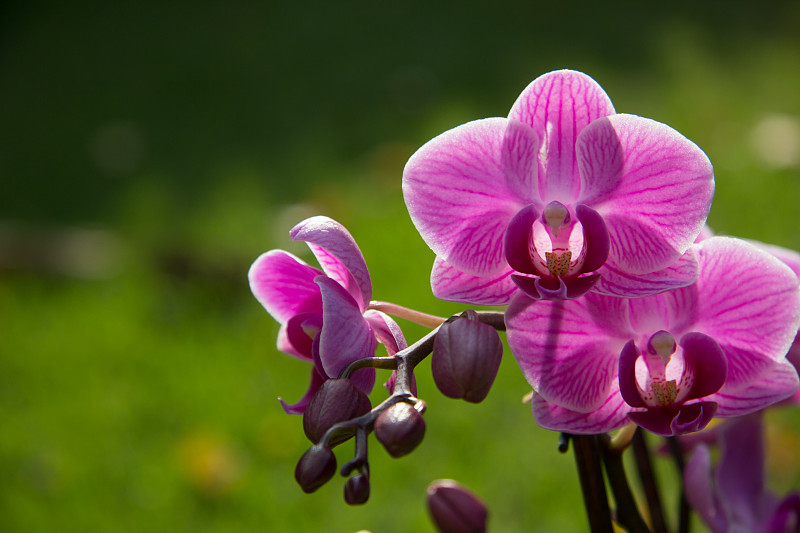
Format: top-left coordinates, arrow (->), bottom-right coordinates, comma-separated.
344,473 -> 370,505
303,379 -> 372,444
374,402 -> 426,458
427,479 -> 488,533
294,445 -> 337,493
432,310 -> 503,403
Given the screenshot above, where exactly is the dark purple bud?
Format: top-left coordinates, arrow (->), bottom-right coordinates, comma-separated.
303,378 -> 372,444
344,473 -> 370,505
432,310 -> 503,403
374,402 -> 426,458
294,445 -> 337,493
427,479 -> 488,533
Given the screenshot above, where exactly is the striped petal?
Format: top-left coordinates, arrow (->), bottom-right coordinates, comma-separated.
692,237 -> 800,389
316,276 -> 376,392
509,70 -> 615,203
291,216 -> 372,311
403,118 -> 538,276
248,249 -> 323,323
506,293 -> 631,412
431,257 -> 518,305
530,383 -> 630,434
581,114 -> 714,275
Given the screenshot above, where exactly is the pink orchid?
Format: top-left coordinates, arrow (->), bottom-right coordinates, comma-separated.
685,413 -> 800,533
248,216 -> 406,414
403,69 -> 714,303
505,237 -> 800,435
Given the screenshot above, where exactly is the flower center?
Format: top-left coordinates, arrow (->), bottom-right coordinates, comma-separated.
643,330 -> 679,407
534,201 -> 585,278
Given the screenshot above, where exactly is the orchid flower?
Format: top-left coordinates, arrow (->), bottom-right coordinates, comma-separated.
248,216 -> 406,414
685,413 -> 800,533
505,237 -> 800,435
403,69 -> 714,304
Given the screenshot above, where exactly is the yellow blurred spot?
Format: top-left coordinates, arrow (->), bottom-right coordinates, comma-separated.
176,431 -> 244,499
751,114 -> 800,169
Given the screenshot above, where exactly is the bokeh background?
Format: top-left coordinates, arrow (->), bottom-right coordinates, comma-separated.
2,1 -> 800,531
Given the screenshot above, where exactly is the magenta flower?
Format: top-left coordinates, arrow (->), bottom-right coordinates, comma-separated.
685,413 -> 800,533
505,237 -> 800,435
403,69 -> 714,303
248,216 -> 406,414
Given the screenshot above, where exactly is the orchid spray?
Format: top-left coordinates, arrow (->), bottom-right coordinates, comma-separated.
249,70 -> 800,532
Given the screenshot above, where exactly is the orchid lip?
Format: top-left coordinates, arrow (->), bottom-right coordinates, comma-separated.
504,203 -> 610,301
620,330 -> 727,418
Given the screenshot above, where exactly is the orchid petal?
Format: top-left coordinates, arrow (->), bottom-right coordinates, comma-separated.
316,276 -> 376,392
710,358 -> 799,416
431,257 -> 518,305
716,414 -> 764,531
618,340 -> 646,407
681,332 -> 728,402
509,70 -> 615,203
504,204 -> 541,275
693,238 -> 800,388
277,322 -> 307,360
628,402 -> 717,436
530,383 -> 630,434
685,445 -> 727,533
278,367 -> 326,415
506,295 -> 629,411
748,239 -> 800,278
248,250 -> 323,323
291,216 -> 372,311
363,309 -> 407,355
403,118 -> 539,276
283,312 -> 323,360
582,114 -> 713,274
575,204 -> 610,273
593,248 -> 699,298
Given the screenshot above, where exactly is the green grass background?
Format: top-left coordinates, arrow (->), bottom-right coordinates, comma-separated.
2,1 -> 800,531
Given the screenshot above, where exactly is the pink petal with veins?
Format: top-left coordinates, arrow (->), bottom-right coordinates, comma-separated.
692,238 -> 800,388
248,249 -> 323,323
403,118 -> 538,276
509,70 -> 615,203
316,276 -> 376,393
291,216 -> 372,311
531,383 -> 630,435
581,114 -> 714,275
431,257 -> 518,305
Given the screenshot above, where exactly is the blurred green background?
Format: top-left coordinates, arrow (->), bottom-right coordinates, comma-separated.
2,1 -> 800,531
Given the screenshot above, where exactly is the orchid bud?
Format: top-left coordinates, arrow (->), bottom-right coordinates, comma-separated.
432,310 -> 503,403
374,402 -> 426,458
427,479 -> 488,533
344,473 -> 370,505
303,378 -> 372,444
294,445 -> 337,494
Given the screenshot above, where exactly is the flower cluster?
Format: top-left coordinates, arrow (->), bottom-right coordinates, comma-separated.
247,69 -> 800,530
402,69 -> 800,436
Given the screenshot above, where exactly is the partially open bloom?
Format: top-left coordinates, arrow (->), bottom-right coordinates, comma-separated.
506,237 -> 800,435
685,413 -> 800,533
403,69 -> 714,304
249,216 -> 406,414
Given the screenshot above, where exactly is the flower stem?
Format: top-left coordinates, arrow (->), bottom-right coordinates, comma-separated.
600,434 -> 651,533
667,437 -> 691,533
631,429 -> 668,533
367,300 -> 446,328
571,434 -> 614,533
